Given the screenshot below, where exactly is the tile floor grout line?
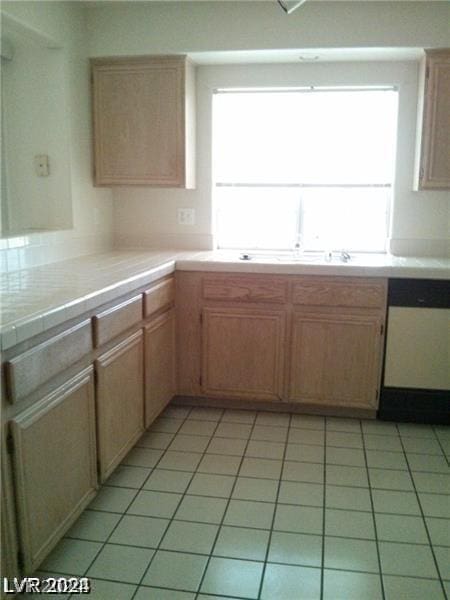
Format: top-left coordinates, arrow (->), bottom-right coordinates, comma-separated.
127,407 -> 228,600
67,406 -> 195,599
432,424 -> 450,468
396,423 -> 448,600
359,418 -> 386,600
319,417 -> 328,600
256,412 -> 294,600
194,409 -> 261,600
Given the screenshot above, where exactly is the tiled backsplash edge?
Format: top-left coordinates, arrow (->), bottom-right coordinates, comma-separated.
0,232 -> 113,273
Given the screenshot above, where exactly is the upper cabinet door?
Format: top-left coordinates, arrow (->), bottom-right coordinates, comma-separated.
416,49 -> 450,190
91,55 -> 195,188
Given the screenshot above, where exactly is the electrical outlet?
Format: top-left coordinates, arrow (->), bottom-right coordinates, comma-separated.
177,208 -> 195,225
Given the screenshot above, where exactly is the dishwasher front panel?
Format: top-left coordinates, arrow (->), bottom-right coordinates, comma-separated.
384,307 -> 450,390
379,278 -> 450,425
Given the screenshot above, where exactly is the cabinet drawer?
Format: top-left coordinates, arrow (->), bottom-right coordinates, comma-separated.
203,276 -> 287,304
144,278 -> 175,317
292,279 -> 386,309
5,320 -> 92,404
93,295 -> 142,347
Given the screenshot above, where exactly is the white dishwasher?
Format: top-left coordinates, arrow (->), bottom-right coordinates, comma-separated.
379,278 -> 450,424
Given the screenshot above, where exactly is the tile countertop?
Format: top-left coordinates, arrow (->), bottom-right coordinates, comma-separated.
1,249 -> 449,351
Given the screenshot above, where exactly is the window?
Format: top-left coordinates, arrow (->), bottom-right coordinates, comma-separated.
213,87 -> 399,252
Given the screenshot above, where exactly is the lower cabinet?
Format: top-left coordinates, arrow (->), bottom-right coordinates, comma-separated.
288,311 -> 383,409
201,307 -> 285,401
95,330 -> 144,482
9,367 -> 97,573
144,309 -> 176,428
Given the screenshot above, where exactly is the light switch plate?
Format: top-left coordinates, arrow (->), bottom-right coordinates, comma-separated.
177,208 -> 195,225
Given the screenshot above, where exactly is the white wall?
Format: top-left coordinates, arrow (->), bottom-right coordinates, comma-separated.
87,1 -> 450,256
0,1 -> 114,271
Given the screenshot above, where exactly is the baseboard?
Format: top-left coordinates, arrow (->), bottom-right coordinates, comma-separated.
172,395 -> 377,420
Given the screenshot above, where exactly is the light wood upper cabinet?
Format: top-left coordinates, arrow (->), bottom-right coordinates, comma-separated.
144,309 -> 176,427
288,311 -> 383,409
95,330 -> 145,482
91,55 -> 195,188
9,368 -> 97,573
202,307 -> 285,401
415,49 -> 450,190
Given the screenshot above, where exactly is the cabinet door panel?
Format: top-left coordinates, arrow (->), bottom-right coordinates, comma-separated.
144,310 -> 176,427
96,331 -> 144,481
202,308 -> 285,400
91,56 -> 188,186
10,368 -> 97,573
289,312 -> 382,408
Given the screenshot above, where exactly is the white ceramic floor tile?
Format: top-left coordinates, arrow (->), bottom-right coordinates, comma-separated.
326,485 -> 372,512
288,428 -> 325,445
274,504 -> 323,535
66,510 -> 121,542
375,513 -> 428,543
122,447 -> 163,468
179,420 -> 217,436
255,412 -> 290,427
87,544 -> 154,583
246,440 -> 285,459
188,407 -> 224,421
261,563 -> 321,600
89,486 -> 137,513
326,431 -> 363,449
136,431 -> 174,450
419,493 -> 450,518
324,537 -> 379,573
286,443 -> 324,463
109,515 -> 168,547
135,588 -> 195,600
174,495 -> 228,524
251,425 -> 288,442
282,460 -> 324,484
213,525 -> 270,560
160,521 -> 219,554
325,508 -> 375,539
142,550 -> 208,591
223,500 -> 275,530
40,539 -> 102,576
433,545 -> 450,580
214,422 -> 252,439
168,434 -> 211,453
278,481 -> 324,506
366,449 -> 408,470
157,451 -> 202,472
426,517 -> 450,546
372,489 -> 421,515
412,472 -> 450,494
143,469 -> 193,493
408,453 -> 450,474
106,465 -> 152,489
200,557 -> 264,599
290,414 -> 325,431
127,490 -> 181,518
323,570 -> 383,600
379,541 -> 439,578
268,531 -> 322,567
206,437 -> 247,456
187,473 -> 236,498
221,409 -> 256,424
326,417 -> 361,433
87,579 -> 136,600
383,575 -> 446,600
150,417 -> 183,434
239,457 -> 282,480
326,464 -> 369,488
368,468 -> 414,491
232,477 -> 278,502
197,454 -> 241,475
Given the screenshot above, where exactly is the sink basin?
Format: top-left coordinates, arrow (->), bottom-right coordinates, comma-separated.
238,252 -> 342,264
